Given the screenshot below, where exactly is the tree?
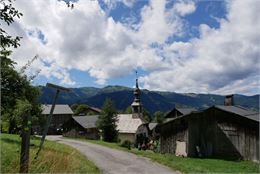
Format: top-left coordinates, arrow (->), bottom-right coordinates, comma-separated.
97,99 -> 118,142
70,103 -> 79,112
0,0 -> 41,133
124,106 -> 132,114
74,104 -> 89,115
153,111 -> 165,124
142,108 -> 152,122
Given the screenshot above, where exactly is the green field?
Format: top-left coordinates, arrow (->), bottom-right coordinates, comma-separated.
0,134 -> 99,173
71,138 -> 259,174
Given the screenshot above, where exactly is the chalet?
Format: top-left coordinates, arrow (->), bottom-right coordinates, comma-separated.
159,97 -> 259,161
63,115 -> 100,140
40,104 -> 74,134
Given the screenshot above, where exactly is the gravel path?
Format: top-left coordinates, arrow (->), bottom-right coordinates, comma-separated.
46,136 -> 176,174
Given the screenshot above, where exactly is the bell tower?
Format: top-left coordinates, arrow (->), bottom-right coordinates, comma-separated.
131,71 -> 143,119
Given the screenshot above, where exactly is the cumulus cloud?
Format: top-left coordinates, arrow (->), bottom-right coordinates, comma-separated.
173,1 -> 196,16
141,0 -> 260,95
5,0 -> 183,86
4,0 -> 259,95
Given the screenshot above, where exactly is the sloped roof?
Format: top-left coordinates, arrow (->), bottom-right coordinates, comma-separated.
117,114 -> 143,133
176,108 -> 197,115
215,105 -> 259,122
165,107 -> 197,118
148,123 -> 158,130
42,104 -> 74,115
89,107 -> 102,113
72,115 -> 99,129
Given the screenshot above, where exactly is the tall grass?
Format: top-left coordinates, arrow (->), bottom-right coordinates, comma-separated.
0,134 -> 99,173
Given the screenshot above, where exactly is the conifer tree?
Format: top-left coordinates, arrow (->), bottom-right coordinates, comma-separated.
97,99 -> 118,142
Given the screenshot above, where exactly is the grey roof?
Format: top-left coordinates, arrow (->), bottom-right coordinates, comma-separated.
176,108 -> 197,115
89,107 -> 102,113
215,105 -> 259,121
42,104 -> 74,115
72,115 -> 99,129
149,123 -> 158,130
117,114 -> 143,133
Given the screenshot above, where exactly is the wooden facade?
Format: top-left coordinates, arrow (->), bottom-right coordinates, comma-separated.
159,106 -> 259,161
63,116 -> 100,140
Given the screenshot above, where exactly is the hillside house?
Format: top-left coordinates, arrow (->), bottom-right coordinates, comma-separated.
63,115 -> 100,139
159,99 -> 259,161
40,104 -> 74,134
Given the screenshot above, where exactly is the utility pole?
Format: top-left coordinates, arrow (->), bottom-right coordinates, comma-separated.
19,111 -> 32,173
35,83 -> 71,159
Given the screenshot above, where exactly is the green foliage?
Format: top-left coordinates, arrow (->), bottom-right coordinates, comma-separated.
12,99 -> 32,130
120,140 -> 132,150
97,99 -> 118,142
124,106 -> 132,114
0,0 -> 41,133
70,103 -> 79,112
142,109 -> 152,122
153,111 -> 165,123
0,0 -> 23,49
74,104 -> 89,115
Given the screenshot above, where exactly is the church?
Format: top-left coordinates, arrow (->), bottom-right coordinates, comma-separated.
116,76 -> 148,143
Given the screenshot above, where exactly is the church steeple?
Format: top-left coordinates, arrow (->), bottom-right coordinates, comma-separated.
131,71 -> 143,119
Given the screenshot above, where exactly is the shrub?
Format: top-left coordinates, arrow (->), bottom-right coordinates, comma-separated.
120,140 -> 132,150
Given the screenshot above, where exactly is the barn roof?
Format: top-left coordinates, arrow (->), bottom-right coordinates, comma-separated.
214,105 -> 259,122
176,108 -> 197,115
165,107 -> 197,118
42,104 -> 74,115
117,114 -> 143,133
162,105 -> 259,126
72,115 -> 99,129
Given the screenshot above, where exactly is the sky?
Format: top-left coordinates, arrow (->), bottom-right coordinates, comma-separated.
2,0 -> 260,95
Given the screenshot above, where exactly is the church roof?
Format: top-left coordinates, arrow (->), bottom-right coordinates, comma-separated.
117,114 -> 143,133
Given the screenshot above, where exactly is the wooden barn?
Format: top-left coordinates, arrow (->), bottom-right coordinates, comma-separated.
63,115 -> 100,140
39,104 -> 74,134
159,105 -> 259,161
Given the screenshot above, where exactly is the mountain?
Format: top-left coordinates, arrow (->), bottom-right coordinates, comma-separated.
39,85 -> 259,114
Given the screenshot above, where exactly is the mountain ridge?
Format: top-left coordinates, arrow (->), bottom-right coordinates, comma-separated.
39,85 -> 259,114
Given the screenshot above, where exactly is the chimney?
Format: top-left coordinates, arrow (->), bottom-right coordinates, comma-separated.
224,95 -> 234,106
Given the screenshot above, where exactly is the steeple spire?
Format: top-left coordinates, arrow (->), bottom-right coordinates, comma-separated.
135,70 -> 139,88
131,70 -> 143,120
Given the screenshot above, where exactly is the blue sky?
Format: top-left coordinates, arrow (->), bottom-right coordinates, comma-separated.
6,0 -> 260,94
34,0 -> 227,87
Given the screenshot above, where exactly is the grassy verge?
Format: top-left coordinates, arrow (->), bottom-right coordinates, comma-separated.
0,134 -> 100,173
69,137 -> 259,174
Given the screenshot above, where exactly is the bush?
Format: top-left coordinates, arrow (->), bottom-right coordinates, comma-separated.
120,140 -> 132,150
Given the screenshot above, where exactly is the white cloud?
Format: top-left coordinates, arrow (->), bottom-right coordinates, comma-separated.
173,1 -> 196,16
4,0 -> 259,95
141,0 -> 260,95
5,0 -> 183,86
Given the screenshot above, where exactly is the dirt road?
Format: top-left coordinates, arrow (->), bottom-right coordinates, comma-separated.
46,136 -> 176,174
